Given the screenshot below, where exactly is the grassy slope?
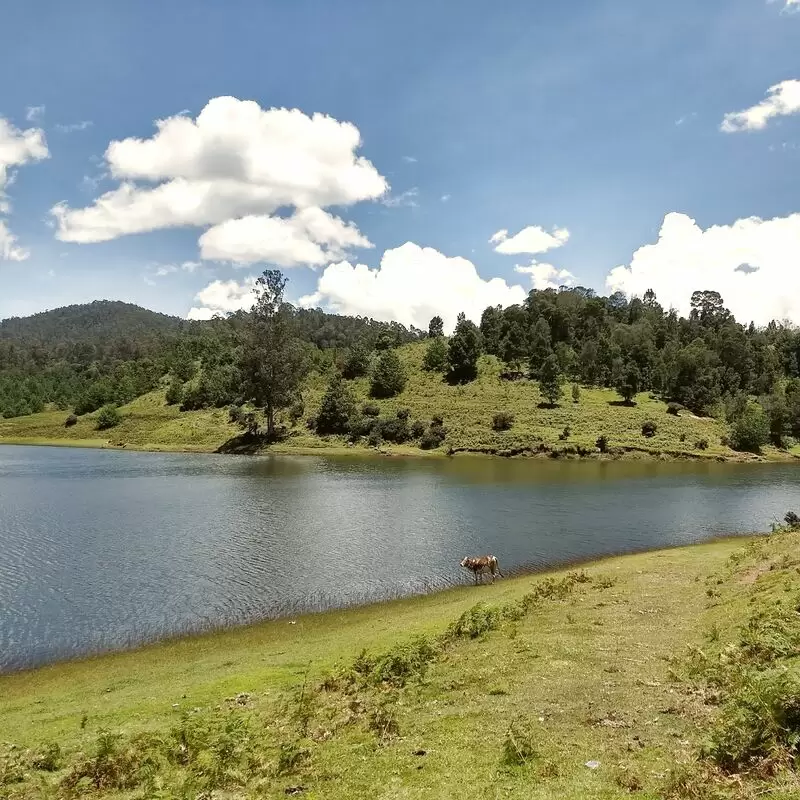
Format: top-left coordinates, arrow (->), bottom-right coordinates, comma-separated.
3,533 -> 800,798
0,343 -> 792,461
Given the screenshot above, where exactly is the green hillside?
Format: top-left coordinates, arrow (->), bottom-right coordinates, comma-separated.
0,342 -> 780,460
3,528 -> 800,799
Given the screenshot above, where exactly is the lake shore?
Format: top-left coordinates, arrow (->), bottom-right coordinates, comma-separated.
3,530 -> 799,799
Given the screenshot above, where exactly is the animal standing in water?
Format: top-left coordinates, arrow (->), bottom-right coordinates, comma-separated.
460,555 -> 503,584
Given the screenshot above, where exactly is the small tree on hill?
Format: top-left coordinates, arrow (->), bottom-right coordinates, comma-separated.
539,354 -> 562,406
730,403 -> 769,453
615,361 -> 641,405
447,312 -> 481,384
422,336 -> 448,372
316,374 -> 356,434
165,377 -> 184,406
342,343 -> 371,379
370,349 -> 407,398
428,315 -> 444,339
529,317 -> 552,378
96,404 -> 121,430
571,383 -> 581,404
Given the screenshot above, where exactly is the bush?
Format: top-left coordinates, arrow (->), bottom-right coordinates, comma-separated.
315,374 -> 356,435
666,402 -> 683,416
96,404 -> 121,431
376,417 -> 410,444
410,420 -> 426,439
362,403 -> 380,417
730,404 -> 770,453
695,438 -> 709,450
348,415 -> 377,439
571,383 -> 580,404
288,397 -> 305,425
432,413 -> 444,426
422,336 -> 448,372
641,420 -> 657,438
558,426 -> 571,441
396,408 -> 410,421
420,424 -> 447,450
492,411 -> 515,431
501,717 -> 538,767
596,434 -> 609,453
370,350 -> 407,398
30,742 -> 62,772
165,377 -> 184,406
64,413 -> 78,428
367,428 -> 382,448
784,511 -> 800,529
342,344 -> 371,379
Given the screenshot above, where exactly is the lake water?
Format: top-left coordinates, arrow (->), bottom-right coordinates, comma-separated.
1,444 -> 798,672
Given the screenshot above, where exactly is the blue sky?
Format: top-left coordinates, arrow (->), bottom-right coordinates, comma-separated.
1,0 -> 799,328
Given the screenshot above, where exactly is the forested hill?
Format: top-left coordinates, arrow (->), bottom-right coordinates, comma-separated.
1,284 -> 800,455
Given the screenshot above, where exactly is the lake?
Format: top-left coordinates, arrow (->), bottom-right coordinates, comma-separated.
1,444 -> 798,672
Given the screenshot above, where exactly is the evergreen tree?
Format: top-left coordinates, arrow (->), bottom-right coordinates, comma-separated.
316,374 -> 356,434
499,306 -> 529,372
479,306 -> 503,357
615,361 -> 641,405
539,353 -> 562,406
447,312 -> 482,384
422,336 -> 448,372
342,343 -> 371,379
428,315 -> 444,339
370,349 -> 407,398
529,317 -> 552,378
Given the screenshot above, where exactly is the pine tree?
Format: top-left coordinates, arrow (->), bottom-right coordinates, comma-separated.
539,354 -> 562,406
316,374 -> 356,434
370,349 -> 407,398
447,312 -> 482,384
529,317 -> 552,378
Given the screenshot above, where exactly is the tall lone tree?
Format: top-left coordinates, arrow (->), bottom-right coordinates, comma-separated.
238,270 -> 308,440
615,360 -> 641,405
447,312 -> 482,384
529,317 -> 553,378
316,373 -> 356,434
428,315 -> 444,339
370,349 -> 407,398
539,353 -> 562,406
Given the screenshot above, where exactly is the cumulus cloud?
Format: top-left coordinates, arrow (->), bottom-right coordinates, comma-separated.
606,211 -> 800,326
51,96 -> 386,265
299,242 -> 527,333
0,116 -> 49,260
186,277 -> 257,320
381,187 -> 419,208
515,261 -> 576,291
490,224 -> 570,255
721,80 -> 800,132
199,207 -> 372,266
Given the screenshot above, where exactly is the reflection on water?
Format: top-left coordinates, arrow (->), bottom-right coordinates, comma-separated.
0,444 -> 797,672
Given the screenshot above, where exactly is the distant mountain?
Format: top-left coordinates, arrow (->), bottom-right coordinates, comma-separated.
0,301 -> 185,347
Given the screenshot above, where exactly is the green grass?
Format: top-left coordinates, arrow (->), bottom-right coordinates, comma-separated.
3,533 -> 800,798
1,343 -> 795,461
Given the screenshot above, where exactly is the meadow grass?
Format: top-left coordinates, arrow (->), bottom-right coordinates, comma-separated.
0,343 -> 794,462
3,533 -> 800,798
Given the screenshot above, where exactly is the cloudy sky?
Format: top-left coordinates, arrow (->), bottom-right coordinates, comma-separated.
1,0 -> 799,330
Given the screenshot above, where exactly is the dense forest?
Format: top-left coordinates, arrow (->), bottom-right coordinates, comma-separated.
2,277 -> 800,452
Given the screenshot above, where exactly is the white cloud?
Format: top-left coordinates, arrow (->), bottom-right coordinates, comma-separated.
490,224 -> 570,255
186,277 -> 257,320
149,260 -> 202,279
721,80 -> 800,132
25,106 -> 45,123
154,264 -> 178,277
381,187 -> 419,208
0,220 -> 30,261
606,211 -> 800,326
55,120 -> 93,134
299,242 -> 527,333
0,116 -> 49,260
402,155 -> 418,163
51,96 -> 387,267
199,207 -> 372,266
441,194 -> 451,203
515,261 -> 576,291
769,0 -> 800,13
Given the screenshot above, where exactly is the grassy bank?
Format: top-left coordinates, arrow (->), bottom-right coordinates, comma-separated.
1,343 -> 797,462
3,531 -> 800,798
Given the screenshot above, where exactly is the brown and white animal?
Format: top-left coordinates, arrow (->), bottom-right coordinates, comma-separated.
460,555 -> 503,584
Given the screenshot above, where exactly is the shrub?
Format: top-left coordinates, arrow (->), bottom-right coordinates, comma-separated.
501,717 -> 538,767
596,434 -> 609,453
64,413 -> 78,428
679,432 -> 687,442
492,411 -> 515,431
695,438 -> 709,450
96,404 -> 121,431
396,408 -> 410,421
571,383 -> 580,404
370,350 -> 407,398
410,420 -> 426,439
432,413 -> 444,426
31,742 -> 62,772
362,403 -> 380,417
348,415 -> 376,439
288,397 -> 305,425
730,404 -> 770,453
447,603 -> 503,640
558,426 -> 571,441
420,425 -> 447,450
164,377 -> 184,406
667,402 -> 683,416
641,420 -> 657,438
784,511 -> 800,529
376,417 -> 410,444
367,428 -> 382,448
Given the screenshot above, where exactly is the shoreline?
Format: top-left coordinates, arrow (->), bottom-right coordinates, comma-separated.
0,532 -> 758,679
1,434 -> 796,463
